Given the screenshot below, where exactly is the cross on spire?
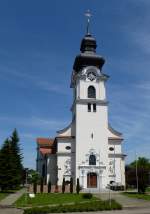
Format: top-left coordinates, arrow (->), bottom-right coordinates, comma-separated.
85,9 -> 92,35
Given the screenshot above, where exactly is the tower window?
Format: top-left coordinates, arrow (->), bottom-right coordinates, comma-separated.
93,103 -> 96,112
89,154 -> 96,165
88,103 -> 91,112
88,86 -> 96,98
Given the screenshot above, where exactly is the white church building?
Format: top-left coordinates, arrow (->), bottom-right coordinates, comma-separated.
36,24 -> 126,191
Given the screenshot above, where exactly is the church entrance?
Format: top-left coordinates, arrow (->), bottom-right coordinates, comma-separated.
87,172 -> 97,188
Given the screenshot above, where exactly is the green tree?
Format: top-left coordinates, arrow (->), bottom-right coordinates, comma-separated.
126,157 -> 150,193
0,139 -> 16,190
0,129 -> 23,190
28,170 -> 40,184
10,129 -> 23,188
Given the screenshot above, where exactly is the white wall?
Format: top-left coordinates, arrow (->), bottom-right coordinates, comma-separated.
75,71 -> 110,189
47,154 -> 57,185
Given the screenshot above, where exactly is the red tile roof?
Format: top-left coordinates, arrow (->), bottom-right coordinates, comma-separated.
37,138 -> 54,146
37,138 -> 56,155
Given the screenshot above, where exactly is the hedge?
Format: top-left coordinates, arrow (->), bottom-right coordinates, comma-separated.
23,200 -> 122,214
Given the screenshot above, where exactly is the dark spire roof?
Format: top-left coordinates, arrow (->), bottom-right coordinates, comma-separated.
73,33 -> 105,72
80,34 -> 97,53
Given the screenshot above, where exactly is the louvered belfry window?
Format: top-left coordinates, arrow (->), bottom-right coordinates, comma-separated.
88,86 -> 96,98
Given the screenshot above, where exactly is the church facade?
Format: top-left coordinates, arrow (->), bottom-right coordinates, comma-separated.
36,30 -> 126,191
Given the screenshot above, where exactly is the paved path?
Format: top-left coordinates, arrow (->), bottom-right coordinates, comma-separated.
0,188 -> 25,206
0,208 -> 150,214
0,207 -> 23,214
95,192 -> 150,209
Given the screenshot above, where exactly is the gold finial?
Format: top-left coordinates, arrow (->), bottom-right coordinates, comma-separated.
85,10 -> 92,35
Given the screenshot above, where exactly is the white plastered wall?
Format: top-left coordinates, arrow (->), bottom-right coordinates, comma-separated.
75,77 -> 109,189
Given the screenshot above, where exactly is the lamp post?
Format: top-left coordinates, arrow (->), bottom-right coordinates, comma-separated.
24,168 -> 28,203
135,151 -> 138,192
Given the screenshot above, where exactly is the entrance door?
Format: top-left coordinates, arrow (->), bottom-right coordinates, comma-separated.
87,173 -> 97,188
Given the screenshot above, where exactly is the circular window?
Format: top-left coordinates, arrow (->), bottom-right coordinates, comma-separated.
109,147 -> 114,151
65,146 -> 71,150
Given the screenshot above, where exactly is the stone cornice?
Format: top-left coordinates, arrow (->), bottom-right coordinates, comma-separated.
78,165 -> 106,169
108,153 -> 127,158
71,98 -> 108,112
76,98 -> 108,105
56,152 -> 71,156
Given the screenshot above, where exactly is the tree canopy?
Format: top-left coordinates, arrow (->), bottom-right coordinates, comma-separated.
126,157 -> 150,193
0,129 -> 23,190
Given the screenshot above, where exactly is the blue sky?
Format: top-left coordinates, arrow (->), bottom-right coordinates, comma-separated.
0,0 -> 150,169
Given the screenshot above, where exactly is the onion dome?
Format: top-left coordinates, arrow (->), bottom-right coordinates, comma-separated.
73,33 -> 105,72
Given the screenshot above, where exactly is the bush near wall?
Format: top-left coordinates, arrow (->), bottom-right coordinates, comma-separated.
23,200 -> 122,214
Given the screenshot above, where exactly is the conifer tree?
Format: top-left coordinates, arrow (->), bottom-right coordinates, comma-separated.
10,129 -> 23,188
0,129 -> 23,190
0,139 -> 16,190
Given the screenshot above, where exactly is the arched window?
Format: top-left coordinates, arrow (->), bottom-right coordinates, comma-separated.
88,86 -> 96,98
89,154 -> 96,165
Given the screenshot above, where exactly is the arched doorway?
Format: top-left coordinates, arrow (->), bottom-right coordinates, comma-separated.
87,172 -> 97,188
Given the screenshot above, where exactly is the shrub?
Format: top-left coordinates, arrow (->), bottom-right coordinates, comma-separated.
82,193 -> 93,199
70,177 -> 73,193
76,178 -> 80,194
33,182 -> 37,194
62,178 -> 65,194
110,185 -> 124,191
48,181 -> 51,193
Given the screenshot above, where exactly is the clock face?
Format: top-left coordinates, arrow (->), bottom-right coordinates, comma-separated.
87,71 -> 96,81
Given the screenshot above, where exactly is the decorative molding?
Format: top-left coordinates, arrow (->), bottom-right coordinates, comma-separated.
56,152 -> 71,156
70,66 -> 109,87
76,98 -> 108,105
78,165 -> 106,170
108,153 -> 127,158
64,158 -> 71,176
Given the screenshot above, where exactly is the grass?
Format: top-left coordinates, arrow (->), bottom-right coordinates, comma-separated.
123,192 -> 150,200
23,200 -> 122,214
14,193 -> 98,207
0,192 -> 9,201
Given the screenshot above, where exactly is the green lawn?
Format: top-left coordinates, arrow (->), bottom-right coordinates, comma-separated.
14,193 -> 99,207
123,192 -> 150,200
23,200 -> 122,214
0,193 -> 9,201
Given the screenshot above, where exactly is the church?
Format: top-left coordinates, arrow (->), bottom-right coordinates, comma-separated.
36,17 -> 126,191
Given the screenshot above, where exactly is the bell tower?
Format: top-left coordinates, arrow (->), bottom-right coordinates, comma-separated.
70,12 -> 110,189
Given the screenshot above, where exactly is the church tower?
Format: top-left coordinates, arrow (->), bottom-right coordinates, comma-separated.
71,31 -> 110,188
37,13 -> 126,191
68,13 -> 125,190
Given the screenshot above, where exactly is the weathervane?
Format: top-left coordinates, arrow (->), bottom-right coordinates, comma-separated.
85,9 -> 92,35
